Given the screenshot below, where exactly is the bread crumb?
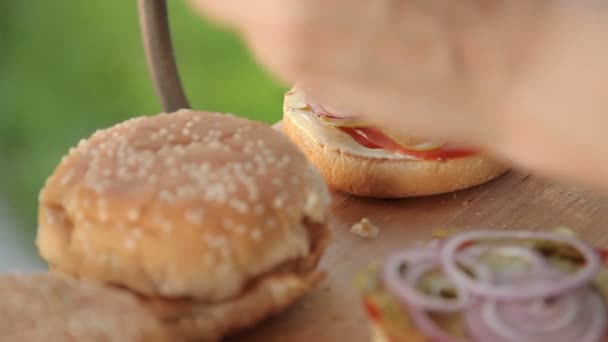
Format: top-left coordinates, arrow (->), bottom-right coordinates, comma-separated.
350,218 -> 380,239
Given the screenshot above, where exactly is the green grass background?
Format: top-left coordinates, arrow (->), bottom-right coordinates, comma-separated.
0,1 -> 284,244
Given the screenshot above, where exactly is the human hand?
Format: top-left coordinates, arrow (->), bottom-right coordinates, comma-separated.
190,1 -> 550,139
190,0 -> 608,190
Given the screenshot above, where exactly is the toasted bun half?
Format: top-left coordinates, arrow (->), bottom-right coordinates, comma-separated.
283,91 -> 509,198
0,273 -> 168,342
37,110 -> 331,340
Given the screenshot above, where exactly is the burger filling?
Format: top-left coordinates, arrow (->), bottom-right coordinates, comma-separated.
287,90 -> 476,161
355,229 -> 608,342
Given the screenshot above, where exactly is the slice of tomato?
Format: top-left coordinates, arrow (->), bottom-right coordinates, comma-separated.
597,248 -> 608,264
339,127 -> 477,161
362,298 -> 383,322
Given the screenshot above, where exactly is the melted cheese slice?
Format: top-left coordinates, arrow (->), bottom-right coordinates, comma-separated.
284,92 -> 417,160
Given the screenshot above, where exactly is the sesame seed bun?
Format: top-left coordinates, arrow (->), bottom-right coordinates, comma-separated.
37,110 -> 331,340
283,92 -> 509,198
0,273 -> 168,342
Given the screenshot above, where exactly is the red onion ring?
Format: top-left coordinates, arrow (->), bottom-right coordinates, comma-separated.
406,305 -> 465,342
383,249 -> 492,340
465,287 -> 606,342
440,230 -> 601,300
379,230 -> 607,341
307,103 -> 354,119
383,248 -> 471,312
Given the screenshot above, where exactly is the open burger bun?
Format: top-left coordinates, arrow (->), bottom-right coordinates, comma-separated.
0,273 -> 168,342
283,91 -> 509,198
37,110 -> 331,340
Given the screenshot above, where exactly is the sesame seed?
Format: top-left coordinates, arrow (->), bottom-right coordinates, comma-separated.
161,223 -> 173,234
91,183 -> 105,193
254,204 -> 265,215
222,218 -> 234,230
251,229 -> 262,241
136,168 -> 147,178
173,145 -> 186,155
97,253 -> 109,263
44,211 -> 56,225
235,224 -> 247,235
159,190 -> 175,203
97,197 -> 107,207
226,182 -> 237,193
230,199 -> 249,214
132,228 -> 143,240
273,196 -> 286,209
177,186 -> 196,199
99,210 -> 109,223
185,210 -> 204,225
267,218 -> 278,228
127,209 -> 140,222
205,184 -> 227,203
279,155 -> 291,167
60,170 -> 74,185
203,254 -> 214,265
217,264 -> 232,278
125,239 -> 136,251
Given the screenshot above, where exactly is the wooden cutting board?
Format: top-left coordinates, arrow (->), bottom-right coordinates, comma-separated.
233,124 -> 608,342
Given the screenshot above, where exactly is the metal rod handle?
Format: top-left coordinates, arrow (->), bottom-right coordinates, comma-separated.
137,0 -> 190,112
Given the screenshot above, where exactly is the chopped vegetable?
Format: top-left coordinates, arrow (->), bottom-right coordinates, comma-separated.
357,229 -> 608,342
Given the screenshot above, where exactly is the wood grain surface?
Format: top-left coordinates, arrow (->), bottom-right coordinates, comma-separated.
232,122 -> 608,341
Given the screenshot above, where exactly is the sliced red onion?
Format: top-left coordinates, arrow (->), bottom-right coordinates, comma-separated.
383,248 -> 471,312
440,230 -> 601,300
465,287 -> 606,342
307,103 -> 354,119
406,305 -> 465,342
379,230 -> 607,341
307,103 -> 331,117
